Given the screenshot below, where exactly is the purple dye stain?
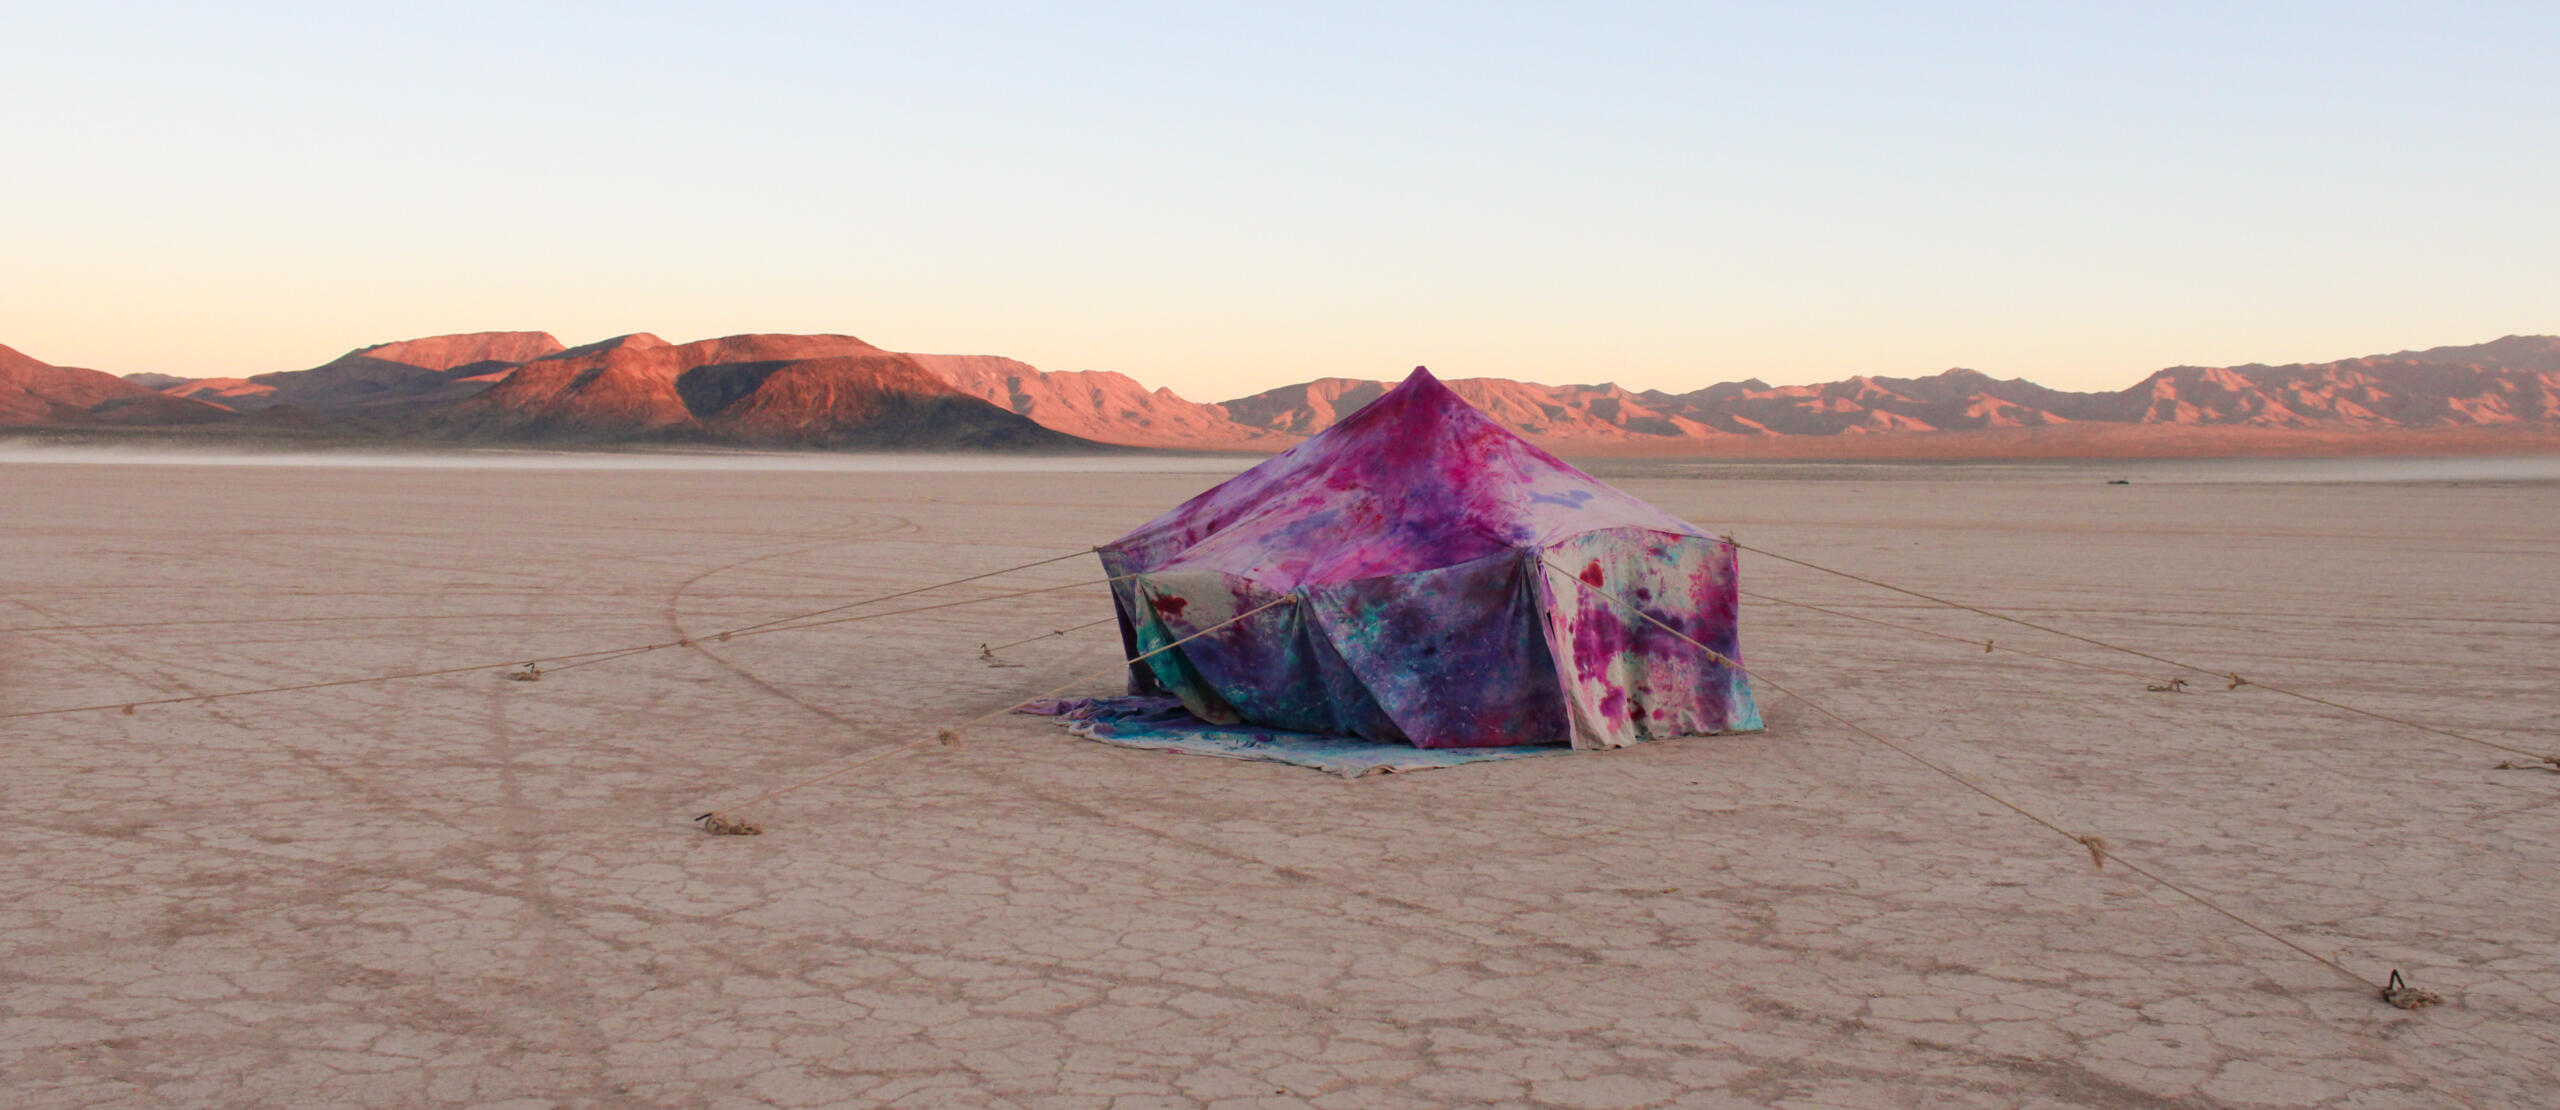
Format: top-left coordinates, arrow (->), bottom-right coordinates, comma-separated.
1597,687 -> 1626,719
1579,561 -> 1606,587
1571,598 -> 1632,672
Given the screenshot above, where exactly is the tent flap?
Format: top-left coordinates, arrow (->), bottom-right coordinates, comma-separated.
1536,529 -> 1759,749
1300,549 -> 1568,748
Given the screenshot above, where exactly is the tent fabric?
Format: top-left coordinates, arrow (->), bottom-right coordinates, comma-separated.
1099,367 -> 1760,750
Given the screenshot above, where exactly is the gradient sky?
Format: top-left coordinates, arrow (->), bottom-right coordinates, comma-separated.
4,2 -> 2554,398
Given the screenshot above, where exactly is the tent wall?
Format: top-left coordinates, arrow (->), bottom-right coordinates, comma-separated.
1534,529 -> 1759,749
1298,550 -> 1567,748
1111,551 -> 1574,748
1118,569 -> 1396,738
1111,533 -> 1758,750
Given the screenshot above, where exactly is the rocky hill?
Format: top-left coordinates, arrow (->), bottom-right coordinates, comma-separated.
2,343 -> 231,427
19,331 -> 2560,454
168,331 -> 570,414
1214,337 -> 2560,443
909,354 -> 1291,449
425,332 -> 1086,449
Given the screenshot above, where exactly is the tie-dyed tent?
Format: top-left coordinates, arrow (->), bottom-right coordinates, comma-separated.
1099,367 -> 1759,751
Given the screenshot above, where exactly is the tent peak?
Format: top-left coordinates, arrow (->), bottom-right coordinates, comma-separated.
1379,365 -> 1450,405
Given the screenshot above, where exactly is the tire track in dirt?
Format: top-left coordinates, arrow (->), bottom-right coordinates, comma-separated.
3,510 -> 911,911
412,508 -> 927,1099
4,556 -> 509,853
657,639 -> 2478,1108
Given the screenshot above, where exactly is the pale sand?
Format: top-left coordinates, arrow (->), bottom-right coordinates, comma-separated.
2,454 -> 2554,1109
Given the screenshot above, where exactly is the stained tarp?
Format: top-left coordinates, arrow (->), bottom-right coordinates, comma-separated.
1096,367 -> 1759,751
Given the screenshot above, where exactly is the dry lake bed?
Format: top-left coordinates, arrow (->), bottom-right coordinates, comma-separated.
2,450 -> 2555,1109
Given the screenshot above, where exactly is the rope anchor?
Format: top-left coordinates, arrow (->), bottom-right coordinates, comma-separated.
694,812 -> 761,836
978,644 -> 1024,668
505,663 -> 543,683
2075,834 -> 2109,870
2492,755 -> 2560,774
2145,678 -> 2187,693
2381,969 -> 2441,1010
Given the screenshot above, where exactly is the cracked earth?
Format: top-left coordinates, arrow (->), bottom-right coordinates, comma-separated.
2,455 -> 2554,1108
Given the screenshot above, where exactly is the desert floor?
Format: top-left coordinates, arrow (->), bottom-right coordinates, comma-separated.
2,452 -> 2555,1109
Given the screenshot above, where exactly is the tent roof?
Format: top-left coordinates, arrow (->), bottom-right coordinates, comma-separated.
1104,367 -> 1707,589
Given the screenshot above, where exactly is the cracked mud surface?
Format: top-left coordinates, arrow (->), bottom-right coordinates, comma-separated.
2,458 -> 2554,1108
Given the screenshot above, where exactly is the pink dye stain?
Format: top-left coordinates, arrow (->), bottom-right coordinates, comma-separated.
1150,596 -> 1189,619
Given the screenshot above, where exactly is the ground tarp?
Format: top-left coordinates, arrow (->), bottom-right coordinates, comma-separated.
1022,697 -> 1568,777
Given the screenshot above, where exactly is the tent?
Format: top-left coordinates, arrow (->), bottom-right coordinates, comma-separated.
1098,367 -> 1759,751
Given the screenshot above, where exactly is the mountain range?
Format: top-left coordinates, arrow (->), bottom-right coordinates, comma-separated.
6,331 -> 2557,455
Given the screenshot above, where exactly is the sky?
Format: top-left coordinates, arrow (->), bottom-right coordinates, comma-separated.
3,2 -> 2555,398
